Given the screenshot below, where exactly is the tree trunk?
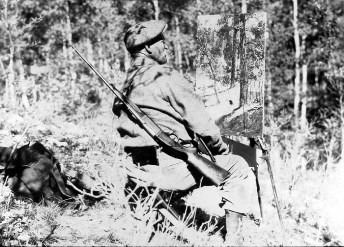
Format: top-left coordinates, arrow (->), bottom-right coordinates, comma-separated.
174,16 -> 183,74
183,51 -> 190,72
64,0 -> 75,97
263,0 -> 273,116
205,51 -> 220,103
152,0 -> 159,20
242,0 -> 247,14
98,42 -> 104,72
19,60 -> 30,110
65,1 -> 73,61
86,37 -> 94,64
340,93 -> 344,162
0,57 -> 9,105
230,15 -> 239,88
300,63 -> 308,130
44,45 -> 52,84
2,0 -> 16,108
266,71 -> 273,115
239,14 -> 247,107
124,45 -> 130,72
293,0 -> 301,128
7,44 -> 16,108
196,0 -> 202,16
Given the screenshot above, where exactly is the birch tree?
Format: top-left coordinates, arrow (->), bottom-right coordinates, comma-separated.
151,0 -> 159,20
300,34 -> 308,131
0,0 -> 40,108
292,0 -> 301,127
174,15 -> 183,74
1,0 -> 17,108
263,0 -> 273,116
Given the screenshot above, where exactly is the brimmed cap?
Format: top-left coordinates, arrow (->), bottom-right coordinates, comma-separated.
124,20 -> 167,52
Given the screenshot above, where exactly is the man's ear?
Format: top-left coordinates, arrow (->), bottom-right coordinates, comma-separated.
144,44 -> 152,54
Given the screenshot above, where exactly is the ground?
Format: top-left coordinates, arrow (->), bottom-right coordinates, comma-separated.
0,94 -> 343,246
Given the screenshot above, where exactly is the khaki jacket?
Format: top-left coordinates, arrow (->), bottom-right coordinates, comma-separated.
113,55 -> 227,155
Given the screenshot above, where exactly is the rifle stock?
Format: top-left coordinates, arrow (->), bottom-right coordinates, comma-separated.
72,45 -> 229,186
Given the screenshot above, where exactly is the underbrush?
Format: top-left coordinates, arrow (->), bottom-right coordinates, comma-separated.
0,94 -> 343,246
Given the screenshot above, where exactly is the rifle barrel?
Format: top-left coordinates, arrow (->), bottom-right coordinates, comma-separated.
72,45 -> 117,96
72,45 -> 157,136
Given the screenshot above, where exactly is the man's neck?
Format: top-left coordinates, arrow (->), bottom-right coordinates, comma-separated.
132,52 -> 150,59
131,53 -> 158,66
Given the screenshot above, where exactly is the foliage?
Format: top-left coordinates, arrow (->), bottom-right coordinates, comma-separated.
0,0 -> 344,245
1,97 -> 343,245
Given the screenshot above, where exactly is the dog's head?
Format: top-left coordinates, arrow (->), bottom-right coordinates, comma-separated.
0,147 -> 14,169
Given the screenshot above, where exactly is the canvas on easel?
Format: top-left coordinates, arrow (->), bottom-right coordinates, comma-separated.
196,13 -> 266,138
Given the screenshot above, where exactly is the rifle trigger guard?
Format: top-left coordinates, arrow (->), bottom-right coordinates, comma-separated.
168,133 -> 194,148
169,133 -> 179,142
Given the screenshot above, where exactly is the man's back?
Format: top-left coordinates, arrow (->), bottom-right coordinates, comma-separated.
113,55 -> 225,154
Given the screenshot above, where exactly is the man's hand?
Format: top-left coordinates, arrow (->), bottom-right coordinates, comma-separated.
222,144 -> 231,155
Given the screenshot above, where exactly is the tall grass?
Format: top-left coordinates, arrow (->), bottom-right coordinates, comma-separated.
0,90 -> 343,246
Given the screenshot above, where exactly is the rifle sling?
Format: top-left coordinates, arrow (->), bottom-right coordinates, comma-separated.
50,164 -> 73,198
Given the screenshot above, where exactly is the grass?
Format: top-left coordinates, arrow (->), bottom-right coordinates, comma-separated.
0,91 -> 343,246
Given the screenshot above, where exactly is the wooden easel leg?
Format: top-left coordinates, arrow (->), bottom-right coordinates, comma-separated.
256,136 -> 286,245
254,168 -> 263,219
249,137 -> 263,220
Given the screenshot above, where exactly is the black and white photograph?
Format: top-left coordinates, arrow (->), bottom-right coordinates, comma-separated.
0,0 -> 343,246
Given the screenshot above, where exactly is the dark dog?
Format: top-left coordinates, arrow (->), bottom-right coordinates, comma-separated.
0,146 -> 12,168
0,142 -> 75,203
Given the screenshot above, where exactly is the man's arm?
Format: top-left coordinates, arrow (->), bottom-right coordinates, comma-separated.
162,71 -> 228,155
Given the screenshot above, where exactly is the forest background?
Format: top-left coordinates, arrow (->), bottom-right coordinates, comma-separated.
0,0 -> 344,246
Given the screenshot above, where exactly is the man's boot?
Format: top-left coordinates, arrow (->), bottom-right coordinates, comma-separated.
225,209 -> 244,245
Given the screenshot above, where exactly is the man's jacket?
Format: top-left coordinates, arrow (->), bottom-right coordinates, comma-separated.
112,55 -> 227,155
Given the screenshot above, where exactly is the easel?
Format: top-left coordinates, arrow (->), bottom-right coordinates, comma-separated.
253,136 -> 286,244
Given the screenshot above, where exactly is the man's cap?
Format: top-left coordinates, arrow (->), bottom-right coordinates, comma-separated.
124,20 -> 167,52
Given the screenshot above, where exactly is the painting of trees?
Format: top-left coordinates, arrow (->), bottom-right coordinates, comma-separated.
196,12 -> 266,137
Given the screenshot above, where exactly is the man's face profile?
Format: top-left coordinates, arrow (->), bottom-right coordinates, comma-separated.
149,38 -> 169,64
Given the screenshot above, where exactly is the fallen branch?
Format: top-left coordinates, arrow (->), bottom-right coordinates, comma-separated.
66,180 -> 105,199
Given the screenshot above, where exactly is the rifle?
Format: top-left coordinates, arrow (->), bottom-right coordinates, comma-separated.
72,45 -> 229,186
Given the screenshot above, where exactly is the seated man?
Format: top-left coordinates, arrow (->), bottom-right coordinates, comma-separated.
112,20 -> 257,242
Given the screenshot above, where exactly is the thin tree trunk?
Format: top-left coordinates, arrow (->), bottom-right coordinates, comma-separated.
64,0 -> 74,96
299,31 -> 308,131
207,57 -> 220,103
62,41 -> 67,60
174,16 -> 183,74
3,0 -> 16,108
196,0 -> 202,16
242,0 -> 247,14
65,1 -> 73,61
239,14 -> 247,107
300,63 -> 308,130
184,51 -> 190,72
152,0 -> 159,20
340,93 -> 344,162
0,57 -> 9,105
293,0 -> 301,127
266,71 -> 273,115
263,0 -> 273,116
314,65 -> 320,109
124,46 -> 130,72
98,42 -> 104,72
17,59 -> 30,110
8,45 -> 16,108
230,15 -> 239,88
44,45 -> 51,85
86,37 -> 94,64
